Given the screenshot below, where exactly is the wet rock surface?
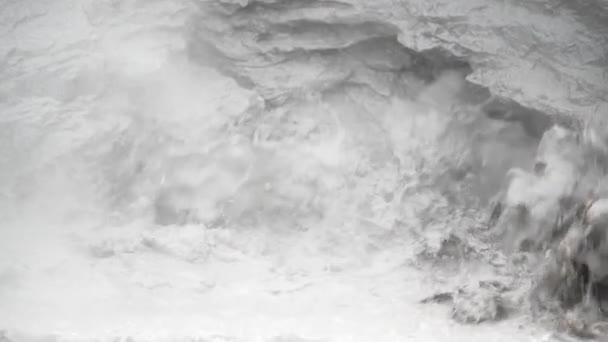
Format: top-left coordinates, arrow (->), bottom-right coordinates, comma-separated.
197,0 -> 608,118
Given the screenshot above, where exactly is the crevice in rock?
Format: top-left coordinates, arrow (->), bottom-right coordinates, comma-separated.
480,96 -> 554,139
204,0 -> 355,16
238,0 -> 354,14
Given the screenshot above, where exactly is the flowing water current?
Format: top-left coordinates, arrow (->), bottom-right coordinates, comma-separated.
1,0 -> 607,341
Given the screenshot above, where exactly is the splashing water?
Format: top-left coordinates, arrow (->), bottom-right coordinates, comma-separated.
1,0 -> 606,341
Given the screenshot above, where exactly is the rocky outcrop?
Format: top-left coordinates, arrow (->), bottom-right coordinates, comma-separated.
194,0 -> 608,123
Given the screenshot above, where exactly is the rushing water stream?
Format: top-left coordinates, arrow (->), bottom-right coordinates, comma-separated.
0,0 -> 607,341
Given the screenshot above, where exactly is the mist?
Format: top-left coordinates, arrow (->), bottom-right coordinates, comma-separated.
1,0 -> 607,341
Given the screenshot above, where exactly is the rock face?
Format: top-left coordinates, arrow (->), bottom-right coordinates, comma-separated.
389,0 -> 608,119
195,0 -> 608,120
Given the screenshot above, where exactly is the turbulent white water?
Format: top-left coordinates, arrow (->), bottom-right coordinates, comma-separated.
0,0 -> 606,341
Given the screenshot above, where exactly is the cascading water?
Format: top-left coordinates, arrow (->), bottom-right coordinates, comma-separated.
1,0 -> 607,341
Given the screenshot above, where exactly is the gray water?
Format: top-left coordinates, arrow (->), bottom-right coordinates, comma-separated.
0,0 -> 607,341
